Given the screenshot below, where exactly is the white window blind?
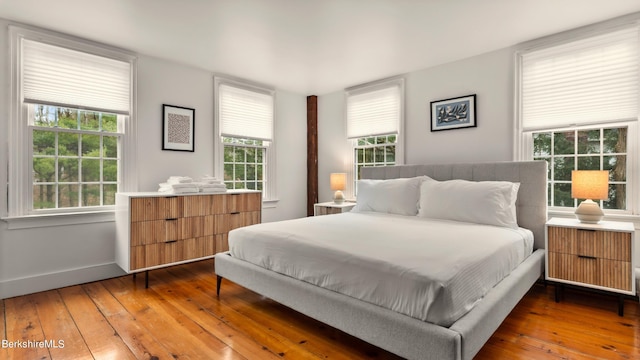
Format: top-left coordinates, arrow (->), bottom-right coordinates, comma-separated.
219,83 -> 274,141
347,81 -> 401,139
22,39 -> 131,115
521,26 -> 639,131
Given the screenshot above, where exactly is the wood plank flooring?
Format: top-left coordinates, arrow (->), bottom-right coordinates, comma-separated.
1,260 -> 638,359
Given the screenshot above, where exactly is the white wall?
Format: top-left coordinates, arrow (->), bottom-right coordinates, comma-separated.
0,19 -> 307,299
404,47 -> 514,165
266,91 -> 308,222
317,91 -> 351,203
136,56 -> 216,191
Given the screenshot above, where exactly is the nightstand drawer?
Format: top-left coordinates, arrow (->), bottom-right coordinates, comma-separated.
599,259 -> 632,291
548,251 -> 598,285
548,227 -> 576,253
601,232 -> 632,261
575,229 -> 602,257
548,252 -> 632,291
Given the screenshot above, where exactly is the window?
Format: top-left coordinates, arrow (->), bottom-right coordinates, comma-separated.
214,77 -> 275,201
346,77 -> 404,193
354,135 -> 397,180
222,137 -> 266,191
516,25 -> 638,213
31,105 -> 123,209
532,126 -> 628,210
8,26 -> 136,217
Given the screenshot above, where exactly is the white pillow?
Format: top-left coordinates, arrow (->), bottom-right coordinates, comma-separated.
418,179 -> 520,229
352,176 -> 428,216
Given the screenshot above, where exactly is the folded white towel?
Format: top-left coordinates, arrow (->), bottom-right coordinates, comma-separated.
159,182 -> 197,189
200,176 -> 222,185
201,180 -> 223,185
167,176 -> 193,184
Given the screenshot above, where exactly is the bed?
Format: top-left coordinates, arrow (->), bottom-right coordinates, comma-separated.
215,161 -> 547,360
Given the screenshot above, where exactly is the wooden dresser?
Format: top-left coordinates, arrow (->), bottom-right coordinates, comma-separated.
115,191 -> 261,283
545,217 -> 635,315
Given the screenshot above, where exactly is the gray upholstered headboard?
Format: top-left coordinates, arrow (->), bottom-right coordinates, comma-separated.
360,161 -> 548,250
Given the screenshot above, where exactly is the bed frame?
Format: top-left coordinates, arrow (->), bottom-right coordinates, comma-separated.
215,161 -> 547,360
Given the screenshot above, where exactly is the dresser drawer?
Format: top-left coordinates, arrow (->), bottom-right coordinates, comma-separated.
130,196 -> 182,222
130,236 -> 217,271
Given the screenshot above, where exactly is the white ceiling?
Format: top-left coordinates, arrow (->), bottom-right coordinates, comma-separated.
1,0 -> 640,95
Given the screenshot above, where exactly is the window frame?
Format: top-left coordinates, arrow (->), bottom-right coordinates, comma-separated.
6,25 -> 137,222
29,105 -> 124,212
352,134 -> 397,193
524,123 -> 634,215
213,76 -> 277,204
221,137 -> 268,192
345,77 -> 405,198
514,22 -> 640,218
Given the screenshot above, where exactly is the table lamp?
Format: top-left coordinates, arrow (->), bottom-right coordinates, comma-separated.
571,170 -> 609,223
330,173 -> 346,204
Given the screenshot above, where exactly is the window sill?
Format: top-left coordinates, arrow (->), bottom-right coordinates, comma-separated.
2,210 -> 115,230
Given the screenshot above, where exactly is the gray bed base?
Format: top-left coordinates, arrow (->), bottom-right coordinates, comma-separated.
215,161 -> 548,360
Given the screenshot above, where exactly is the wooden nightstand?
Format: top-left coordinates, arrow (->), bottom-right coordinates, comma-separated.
545,217 -> 635,316
314,202 -> 356,216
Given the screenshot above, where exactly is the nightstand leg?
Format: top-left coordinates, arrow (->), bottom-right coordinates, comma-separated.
145,270 -> 149,289
618,295 -> 624,317
554,284 -> 561,302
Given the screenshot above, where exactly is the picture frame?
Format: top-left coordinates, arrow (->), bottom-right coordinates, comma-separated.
430,94 -> 476,132
162,104 -> 195,152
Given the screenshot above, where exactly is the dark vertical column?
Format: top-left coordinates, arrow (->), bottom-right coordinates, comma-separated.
307,95 -> 318,216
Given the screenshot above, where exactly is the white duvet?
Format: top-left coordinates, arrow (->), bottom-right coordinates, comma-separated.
229,211 -> 533,327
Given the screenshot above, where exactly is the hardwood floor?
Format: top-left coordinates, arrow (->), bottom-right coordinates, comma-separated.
2,260 -> 639,359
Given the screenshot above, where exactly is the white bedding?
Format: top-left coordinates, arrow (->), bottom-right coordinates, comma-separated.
229,211 -> 533,327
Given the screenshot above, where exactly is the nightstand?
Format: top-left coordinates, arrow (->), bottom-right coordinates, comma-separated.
545,217 -> 635,316
314,202 -> 356,216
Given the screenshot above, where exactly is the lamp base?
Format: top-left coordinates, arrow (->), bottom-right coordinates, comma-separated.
575,199 -> 604,224
333,190 -> 345,204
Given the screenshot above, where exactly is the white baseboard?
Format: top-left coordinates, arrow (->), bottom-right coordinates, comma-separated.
0,262 -> 126,299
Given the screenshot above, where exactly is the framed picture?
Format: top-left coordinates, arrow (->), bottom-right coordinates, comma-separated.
430,94 -> 476,132
162,104 -> 195,151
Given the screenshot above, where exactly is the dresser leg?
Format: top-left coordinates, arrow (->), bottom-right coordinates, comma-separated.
145,270 -> 149,289
618,295 -> 624,316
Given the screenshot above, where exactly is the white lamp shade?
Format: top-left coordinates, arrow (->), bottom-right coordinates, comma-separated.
330,173 -> 346,191
571,170 -> 609,200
